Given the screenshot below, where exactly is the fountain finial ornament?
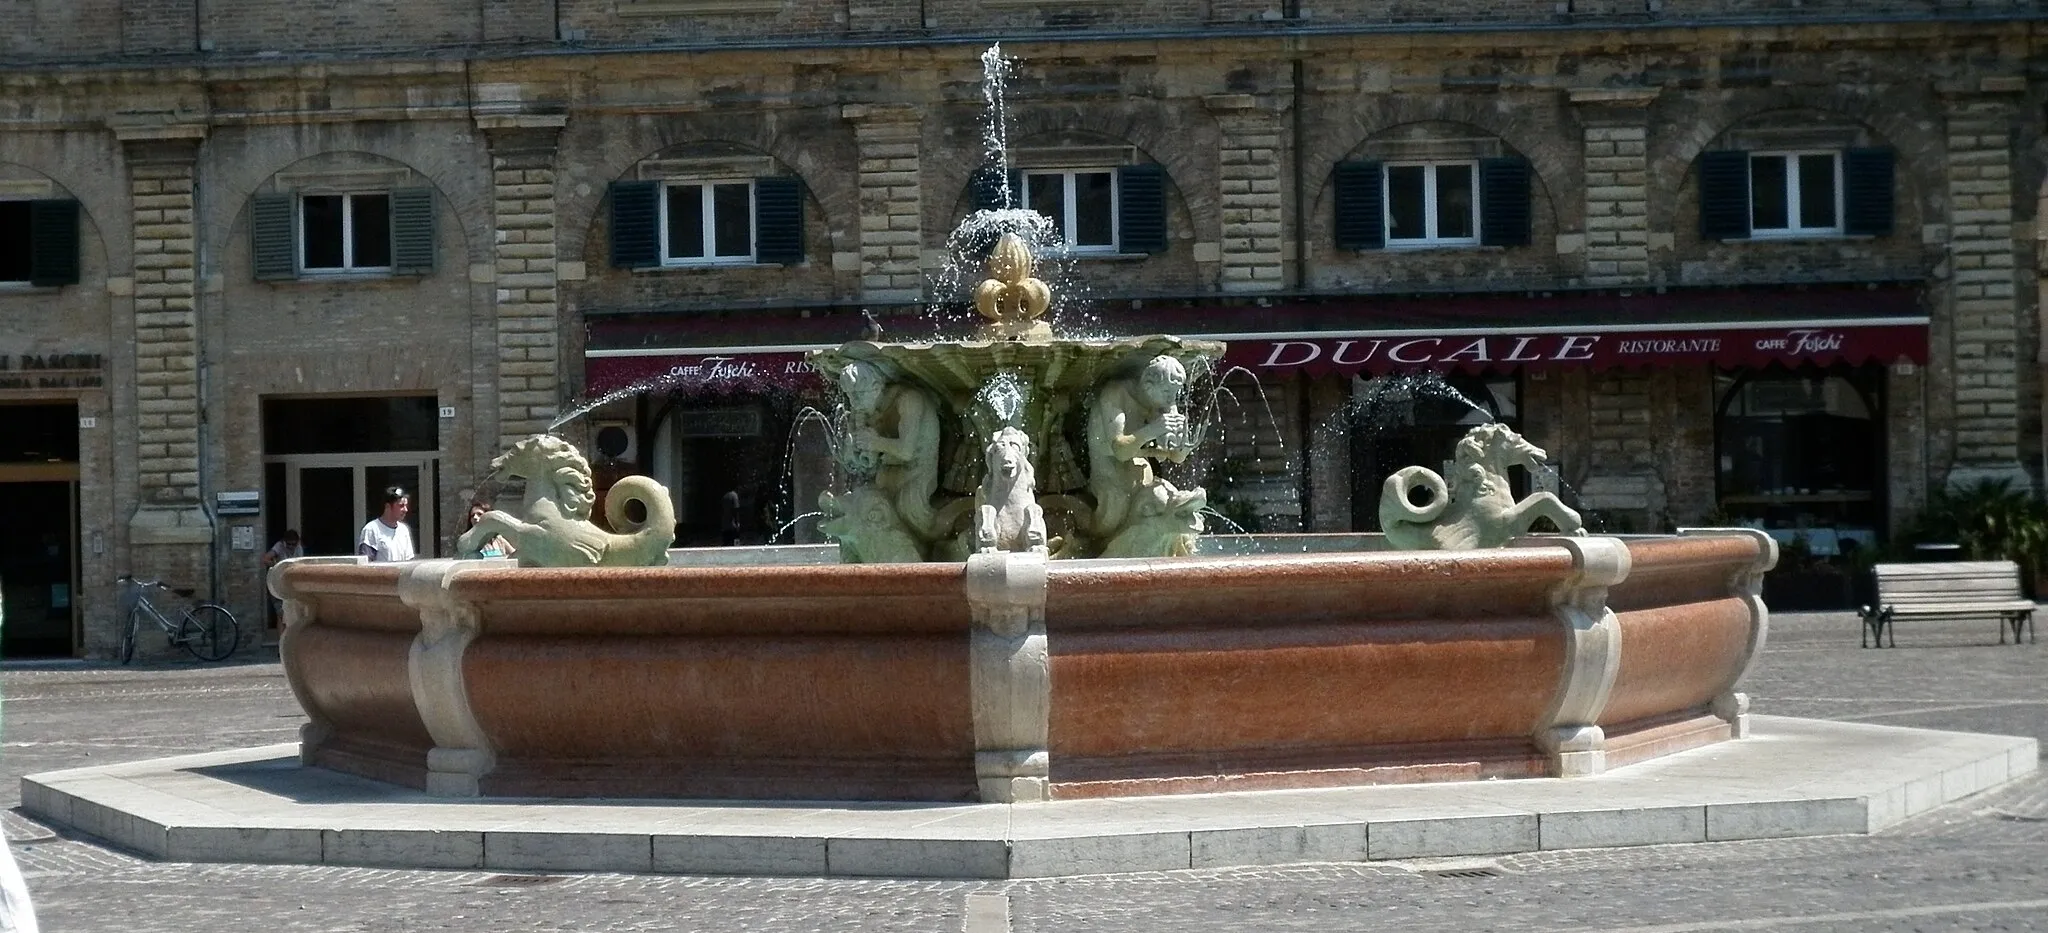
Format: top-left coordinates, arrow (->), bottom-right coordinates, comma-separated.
972,232 -> 1053,342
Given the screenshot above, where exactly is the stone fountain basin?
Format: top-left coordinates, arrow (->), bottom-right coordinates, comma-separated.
271,530 -> 1772,801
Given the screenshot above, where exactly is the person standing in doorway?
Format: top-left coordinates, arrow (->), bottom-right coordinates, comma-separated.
357,487 -> 416,563
261,529 -> 302,570
720,488 -> 742,546
260,529 -> 303,629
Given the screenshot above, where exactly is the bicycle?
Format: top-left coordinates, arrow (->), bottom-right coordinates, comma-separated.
116,575 -> 240,663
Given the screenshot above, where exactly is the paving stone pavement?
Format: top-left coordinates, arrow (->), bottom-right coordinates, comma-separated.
2,611 -> 2043,932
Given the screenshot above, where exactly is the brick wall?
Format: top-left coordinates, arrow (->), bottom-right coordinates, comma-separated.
122,0 -> 194,54
200,0 -> 480,54
2,1 -> 123,60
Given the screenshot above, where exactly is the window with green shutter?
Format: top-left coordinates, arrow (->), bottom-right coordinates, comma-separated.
753,176 -> 805,266
609,180 -> 661,269
251,188 -> 433,280
1699,147 -> 1893,241
1333,160 -> 1384,251
1,199 -> 82,287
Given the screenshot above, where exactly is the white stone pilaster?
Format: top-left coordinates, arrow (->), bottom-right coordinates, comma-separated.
963,551 -> 1050,803
1535,535 -> 1630,777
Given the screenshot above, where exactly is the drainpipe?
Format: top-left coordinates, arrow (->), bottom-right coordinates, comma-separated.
1286,2 -> 1312,529
190,174 -> 221,604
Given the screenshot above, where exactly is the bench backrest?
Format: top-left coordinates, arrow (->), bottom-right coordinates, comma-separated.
1871,561 -> 2024,606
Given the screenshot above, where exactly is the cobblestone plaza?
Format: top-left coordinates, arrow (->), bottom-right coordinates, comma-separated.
3,612 -> 2042,932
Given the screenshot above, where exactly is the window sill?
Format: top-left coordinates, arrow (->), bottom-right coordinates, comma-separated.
1736,231 -> 1858,242
264,272 -> 423,286
1065,251 -> 1152,262
1380,242 -> 1498,253
0,283 -> 64,295
633,261 -> 784,273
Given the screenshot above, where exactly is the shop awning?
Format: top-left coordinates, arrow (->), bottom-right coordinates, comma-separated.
1214,318 -> 1928,378
584,285 -> 1929,395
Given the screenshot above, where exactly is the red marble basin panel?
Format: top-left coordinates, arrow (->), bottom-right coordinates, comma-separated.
1042,552 -> 1571,761
457,565 -> 975,766
1602,537 -> 1762,727
275,565 -> 431,780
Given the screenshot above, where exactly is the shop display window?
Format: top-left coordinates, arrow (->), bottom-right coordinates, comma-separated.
1714,364 -> 1885,559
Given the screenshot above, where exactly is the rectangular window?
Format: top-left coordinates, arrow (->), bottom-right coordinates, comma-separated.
662,181 -> 755,264
1750,152 -> 1841,236
300,193 -> 392,272
1384,162 -> 1479,247
0,202 -> 30,283
1024,170 -> 1119,252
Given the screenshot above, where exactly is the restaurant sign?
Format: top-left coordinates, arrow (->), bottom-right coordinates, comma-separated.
1219,323 -> 1927,376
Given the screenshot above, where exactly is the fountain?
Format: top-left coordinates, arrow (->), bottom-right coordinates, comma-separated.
267,47 -> 1775,805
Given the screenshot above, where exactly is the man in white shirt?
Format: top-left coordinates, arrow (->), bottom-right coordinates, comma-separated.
357,486 -> 416,562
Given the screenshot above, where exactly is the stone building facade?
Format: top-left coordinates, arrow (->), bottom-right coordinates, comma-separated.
0,1 -> 2041,656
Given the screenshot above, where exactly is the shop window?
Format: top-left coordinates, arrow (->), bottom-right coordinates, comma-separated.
1699,147 -> 1893,241
609,175 -> 804,269
250,188 -> 436,280
1714,365 -> 1885,557
1334,157 -> 1531,251
0,199 -> 81,287
968,162 -> 1167,255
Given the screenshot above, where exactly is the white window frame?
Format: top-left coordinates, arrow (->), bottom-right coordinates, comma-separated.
1748,151 -> 1843,238
1021,168 -> 1121,254
659,179 -> 757,266
298,191 -> 392,275
1383,161 -> 1480,248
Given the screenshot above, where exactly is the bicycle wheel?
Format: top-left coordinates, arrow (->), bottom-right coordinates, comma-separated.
118,609 -> 137,665
178,605 -> 240,662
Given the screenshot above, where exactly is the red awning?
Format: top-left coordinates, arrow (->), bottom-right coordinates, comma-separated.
1216,321 -> 1927,377
586,320 -> 1927,396
586,350 -> 820,396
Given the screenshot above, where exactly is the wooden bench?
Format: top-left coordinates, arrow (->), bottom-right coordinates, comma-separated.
1858,560 -> 2037,648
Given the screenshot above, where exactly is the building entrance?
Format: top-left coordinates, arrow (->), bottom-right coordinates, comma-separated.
0,402 -> 82,658
261,395 -> 439,557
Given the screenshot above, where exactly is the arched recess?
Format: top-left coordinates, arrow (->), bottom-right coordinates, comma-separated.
555,111 -> 856,265
1305,94 -> 1580,235
0,159 -> 117,287
204,126 -> 493,272
1649,91 -> 1945,236
1310,119 -> 1565,251
575,138 -> 836,271
220,149 -> 478,279
931,101 -> 1210,237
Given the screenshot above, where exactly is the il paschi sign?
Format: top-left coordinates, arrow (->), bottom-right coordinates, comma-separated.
1219,324 -> 1929,375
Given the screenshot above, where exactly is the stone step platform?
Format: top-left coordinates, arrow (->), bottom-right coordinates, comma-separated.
20,716 -> 2037,880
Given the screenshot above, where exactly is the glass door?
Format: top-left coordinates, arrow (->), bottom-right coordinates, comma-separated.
275,456 -> 439,559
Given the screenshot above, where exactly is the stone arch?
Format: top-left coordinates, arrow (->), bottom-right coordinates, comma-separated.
1305,94 -> 1580,234
1648,87 -> 1946,235
204,130 -> 490,270
0,157 -> 120,281
555,110 -> 858,264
